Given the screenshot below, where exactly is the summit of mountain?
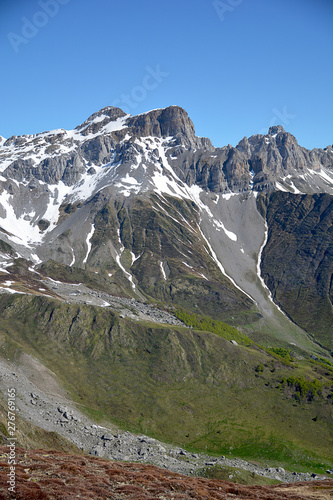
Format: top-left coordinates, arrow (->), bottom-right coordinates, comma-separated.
1,104 -> 332,194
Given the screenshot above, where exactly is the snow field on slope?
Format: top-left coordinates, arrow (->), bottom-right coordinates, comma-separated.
82,224 -> 95,265
0,114 -> 130,173
0,114 -> 131,245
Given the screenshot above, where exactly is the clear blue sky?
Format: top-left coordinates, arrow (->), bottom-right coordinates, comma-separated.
1,0 -> 332,149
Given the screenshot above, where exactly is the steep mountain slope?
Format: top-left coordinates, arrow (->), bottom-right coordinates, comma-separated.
0,105 -> 333,470
0,105 -> 332,348
258,192 -> 333,350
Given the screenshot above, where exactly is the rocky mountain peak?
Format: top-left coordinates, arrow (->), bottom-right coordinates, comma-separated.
125,106 -> 209,148
0,105 -> 332,209
72,105 -> 207,147
268,125 -> 285,136
74,106 -> 127,136
83,106 -> 127,124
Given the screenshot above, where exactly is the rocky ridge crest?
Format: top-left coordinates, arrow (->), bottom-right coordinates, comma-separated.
1,105 -> 332,195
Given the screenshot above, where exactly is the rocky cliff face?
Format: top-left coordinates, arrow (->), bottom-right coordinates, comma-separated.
0,104 -> 332,350
1,106 -> 332,193
238,126 -> 333,192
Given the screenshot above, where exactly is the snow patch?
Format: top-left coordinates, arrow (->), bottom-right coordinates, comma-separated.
122,173 -> 140,185
275,181 -> 289,192
289,180 -> 304,194
130,251 -> 141,263
221,192 -> 238,200
198,272 -> 208,281
46,277 -> 64,284
160,261 -> 167,280
2,280 -> 15,286
315,168 -> 333,184
30,254 -> 42,264
0,192 -> 43,247
70,248 -> 76,267
212,218 -> 237,241
28,266 -> 40,274
0,286 -> 25,294
257,222 -> 286,314
82,224 -> 95,264
115,230 -> 136,290
115,253 -> 136,290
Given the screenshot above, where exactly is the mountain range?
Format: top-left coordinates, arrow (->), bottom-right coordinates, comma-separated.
0,105 -> 332,475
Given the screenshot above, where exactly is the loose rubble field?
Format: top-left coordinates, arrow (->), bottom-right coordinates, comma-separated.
42,278 -> 184,325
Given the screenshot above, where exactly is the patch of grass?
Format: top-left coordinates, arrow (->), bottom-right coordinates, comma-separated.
257,346 -> 297,366
0,422 -> 9,439
310,357 -> 333,373
267,347 -> 295,362
280,376 -> 324,401
175,308 -> 253,345
79,405 -> 110,424
224,437 -> 333,474
199,465 -> 280,485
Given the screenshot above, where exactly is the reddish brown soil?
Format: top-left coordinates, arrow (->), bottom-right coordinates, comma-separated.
0,446 -> 332,499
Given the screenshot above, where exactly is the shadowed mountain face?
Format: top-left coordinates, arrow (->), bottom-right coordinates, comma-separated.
258,192 -> 333,350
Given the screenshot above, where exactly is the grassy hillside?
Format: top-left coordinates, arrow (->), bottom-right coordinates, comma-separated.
0,294 -> 332,473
